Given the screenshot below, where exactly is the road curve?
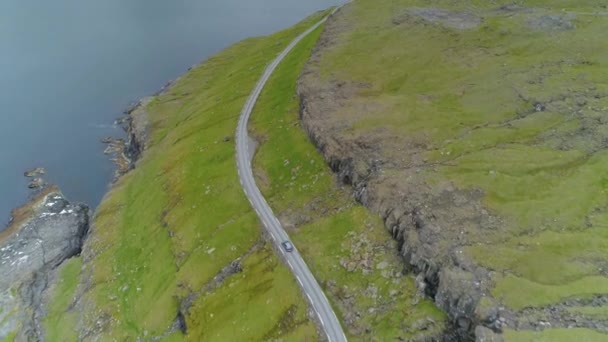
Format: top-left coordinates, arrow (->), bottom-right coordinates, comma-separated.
235,8 -> 347,342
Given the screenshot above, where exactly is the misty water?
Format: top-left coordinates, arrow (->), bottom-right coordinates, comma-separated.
0,0 -> 339,229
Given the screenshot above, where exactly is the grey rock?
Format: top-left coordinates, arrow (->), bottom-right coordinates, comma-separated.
24,168 -> 46,178
0,193 -> 88,289
376,261 -> 389,270
0,190 -> 89,340
27,178 -> 46,189
0,290 -> 18,339
475,326 -> 503,342
408,8 -> 482,30
528,14 -> 575,32
436,267 -> 487,336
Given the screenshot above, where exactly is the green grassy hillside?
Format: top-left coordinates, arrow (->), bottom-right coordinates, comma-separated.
43,5 -> 450,341
248,23 -> 446,341
42,12 -> 333,341
299,0 -> 608,339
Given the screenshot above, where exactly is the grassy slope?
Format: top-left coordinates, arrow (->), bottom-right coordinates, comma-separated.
311,0 -> 608,339
42,12 -> 336,341
44,257 -> 82,341
249,22 -> 446,341
504,328 -> 608,342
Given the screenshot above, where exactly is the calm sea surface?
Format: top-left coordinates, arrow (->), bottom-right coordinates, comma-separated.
0,0 -> 339,228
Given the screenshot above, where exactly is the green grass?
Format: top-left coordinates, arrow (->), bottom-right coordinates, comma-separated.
566,306 -> 608,320
43,257 -> 82,341
492,274 -> 608,310
1,331 -> 16,342
307,0 -> 608,313
504,328 -> 608,342
44,11 -> 334,341
186,244 -> 316,341
249,17 -> 446,341
0,295 -> 17,340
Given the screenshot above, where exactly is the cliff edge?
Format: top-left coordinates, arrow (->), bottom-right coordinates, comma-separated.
299,0 -> 608,340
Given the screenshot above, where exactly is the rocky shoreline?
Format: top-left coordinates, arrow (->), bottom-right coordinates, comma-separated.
0,187 -> 89,340
0,88 -> 153,340
102,97 -> 151,180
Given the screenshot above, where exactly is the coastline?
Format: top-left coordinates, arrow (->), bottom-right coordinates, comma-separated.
2,10 -> 347,340
0,186 -> 59,244
0,78 -> 157,341
0,186 -> 89,340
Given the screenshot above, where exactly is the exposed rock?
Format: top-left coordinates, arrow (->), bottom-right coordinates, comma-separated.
105,98 -> 151,180
24,168 -> 46,178
123,101 -> 140,115
494,5 -> 530,14
376,261 -> 389,270
401,8 -> 482,30
475,326 -> 503,342
528,14 -> 575,32
100,136 -> 113,144
124,97 -> 151,163
27,178 -> 46,189
0,189 -> 89,340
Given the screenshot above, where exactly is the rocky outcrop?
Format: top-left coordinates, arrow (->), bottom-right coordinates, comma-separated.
23,168 -> 46,178
104,98 -> 151,180
0,188 -> 89,341
122,97 -> 151,165
24,168 -> 47,190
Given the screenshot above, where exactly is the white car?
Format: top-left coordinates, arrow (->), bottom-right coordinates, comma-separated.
281,241 -> 294,252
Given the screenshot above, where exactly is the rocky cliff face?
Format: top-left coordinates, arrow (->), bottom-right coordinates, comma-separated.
0,189 -> 89,341
102,97 -> 152,180
122,97 -> 151,166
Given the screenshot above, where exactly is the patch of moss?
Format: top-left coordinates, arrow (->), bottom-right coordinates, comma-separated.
1,331 -> 16,342
43,257 -> 82,342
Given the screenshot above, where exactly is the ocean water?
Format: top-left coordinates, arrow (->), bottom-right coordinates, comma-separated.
0,0 -> 339,228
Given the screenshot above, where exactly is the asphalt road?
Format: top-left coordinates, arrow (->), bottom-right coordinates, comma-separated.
235,8 -> 348,342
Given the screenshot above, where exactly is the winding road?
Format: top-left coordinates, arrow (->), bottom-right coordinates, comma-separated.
235,7 -> 347,342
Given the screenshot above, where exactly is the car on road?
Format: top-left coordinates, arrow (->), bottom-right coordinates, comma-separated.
281,240 -> 294,252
